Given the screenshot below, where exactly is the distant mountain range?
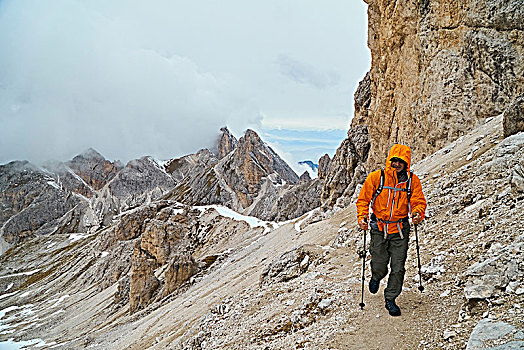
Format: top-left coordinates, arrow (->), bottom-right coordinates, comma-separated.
0,127 -> 325,250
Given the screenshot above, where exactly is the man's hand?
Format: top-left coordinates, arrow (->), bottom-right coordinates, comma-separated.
358,217 -> 368,231
412,212 -> 422,224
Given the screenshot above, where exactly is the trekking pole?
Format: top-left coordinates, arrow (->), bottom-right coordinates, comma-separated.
359,228 -> 367,309
414,224 -> 424,292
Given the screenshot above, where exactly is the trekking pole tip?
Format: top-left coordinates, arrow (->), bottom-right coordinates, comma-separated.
418,285 -> 424,292
359,302 -> 365,309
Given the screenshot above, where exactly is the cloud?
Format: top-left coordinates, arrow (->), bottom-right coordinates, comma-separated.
276,54 -> 340,89
261,112 -> 350,131
0,0 -> 370,165
0,0 -> 260,164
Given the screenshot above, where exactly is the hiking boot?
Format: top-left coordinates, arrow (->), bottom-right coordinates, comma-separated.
369,279 -> 380,294
385,299 -> 401,316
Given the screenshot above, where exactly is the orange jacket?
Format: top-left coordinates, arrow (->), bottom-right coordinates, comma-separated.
356,144 -> 427,234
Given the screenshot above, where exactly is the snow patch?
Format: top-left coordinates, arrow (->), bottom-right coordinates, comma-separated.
5,283 -> 13,292
0,269 -> 41,280
49,295 -> 70,308
100,251 -> 109,258
0,338 -> 55,349
294,210 -> 315,232
149,157 -> 171,176
0,291 -> 18,300
464,199 -> 486,212
69,234 -> 88,242
196,205 -> 275,233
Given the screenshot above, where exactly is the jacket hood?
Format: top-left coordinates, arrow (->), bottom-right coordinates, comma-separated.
385,144 -> 412,172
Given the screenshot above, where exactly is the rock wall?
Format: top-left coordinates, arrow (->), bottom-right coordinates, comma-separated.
320,125 -> 370,207
322,0 -> 524,207
358,0 -> 523,168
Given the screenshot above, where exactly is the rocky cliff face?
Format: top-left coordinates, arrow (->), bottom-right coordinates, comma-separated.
108,156 -> 176,211
320,125 -> 370,207
358,0 -> 523,167
217,129 -> 299,208
65,148 -> 122,194
40,149 -> 122,199
0,161 -> 86,246
168,128 -> 310,221
321,0 -> 524,207
216,127 -> 238,159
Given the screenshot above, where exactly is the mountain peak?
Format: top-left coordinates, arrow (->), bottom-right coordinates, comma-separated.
242,129 -> 263,144
73,148 -> 106,162
217,126 -> 238,159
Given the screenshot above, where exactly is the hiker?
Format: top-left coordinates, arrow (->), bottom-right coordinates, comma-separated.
356,144 -> 427,316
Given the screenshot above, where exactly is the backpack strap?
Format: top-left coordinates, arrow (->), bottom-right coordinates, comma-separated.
370,169 -> 385,211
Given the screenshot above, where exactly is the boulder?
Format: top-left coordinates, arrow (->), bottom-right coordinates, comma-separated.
129,242 -> 160,314
163,254 -> 198,296
260,245 -> 320,286
466,319 -> 523,350
503,95 -> 524,138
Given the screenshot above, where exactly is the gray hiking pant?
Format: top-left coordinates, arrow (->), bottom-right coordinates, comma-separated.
369,225 -> 410,301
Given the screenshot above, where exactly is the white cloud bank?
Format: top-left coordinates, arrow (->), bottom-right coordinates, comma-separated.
0,0 -> 369,164
0,0 -> 261,163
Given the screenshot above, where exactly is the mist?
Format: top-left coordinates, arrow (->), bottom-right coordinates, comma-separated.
0,0 -> 369,165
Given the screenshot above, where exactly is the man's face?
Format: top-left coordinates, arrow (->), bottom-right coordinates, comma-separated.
391,158 -> 406,172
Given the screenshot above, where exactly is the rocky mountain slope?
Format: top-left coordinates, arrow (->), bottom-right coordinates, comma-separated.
1,0 -> 523,348
0,114 -> 522,349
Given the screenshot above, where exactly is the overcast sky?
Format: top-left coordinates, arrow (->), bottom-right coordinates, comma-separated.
0,0 -> 370,172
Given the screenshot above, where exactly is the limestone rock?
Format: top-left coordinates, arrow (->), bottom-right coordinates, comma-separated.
108,156 -> 176,210
352,0 -> 524,169
511,161 -> 524,193
67,149 -> 122,190
164,254 -> 198,296
166,128 -> 308,220
464,236 -> 523,300
163,129 -> 316,221
466,319 -> 523,350
420,254 -> 446,280
248,178 -> 322,222
114,203 -> 162,241
216,127 -> 238,159
165,148 -> 218,183
354,71 -> 371,122
140,206 -> 188,265
40,149 -> 122,199
503,95 -> 524,138
321,125 -> 370,207
129,241 -> 160,314
115,275 -> 130,306
260,245 -> 319,286
317,154 -> 331,181
218,129 -> 299,209
167,157 -> 231,207
299,171 -> 311,182
0,161 -> 82,245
